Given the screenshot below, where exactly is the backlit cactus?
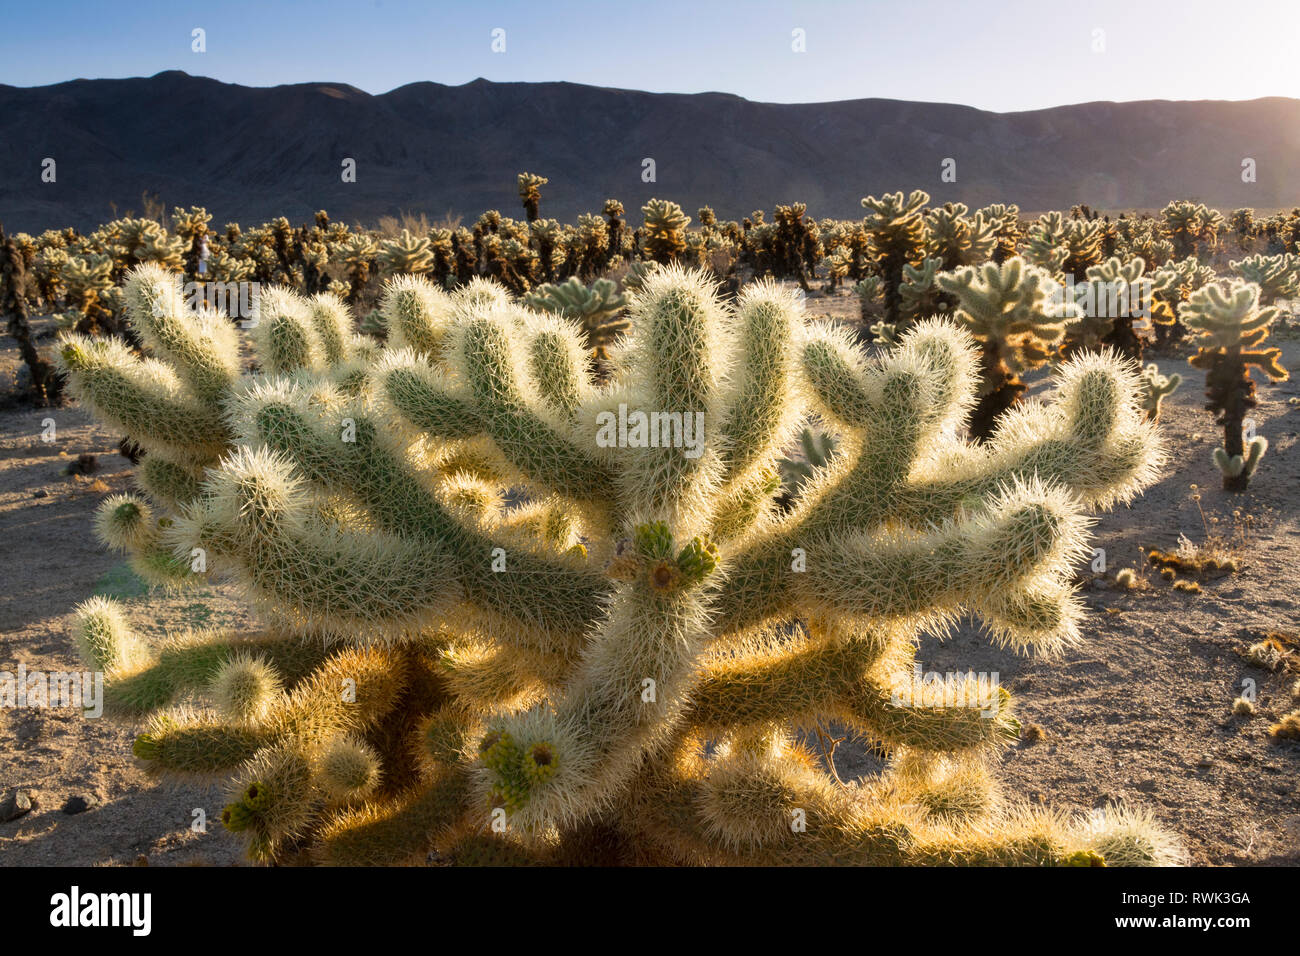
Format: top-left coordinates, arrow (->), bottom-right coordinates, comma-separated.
860,189 -> 929,325
57,249 -> 1179,866
522,276 -> 630,363
1162,201 -> 1224,261
1179,279 -> 1289,490
1138,363 -> 1181,421
641,199 -> 691,263
936,257 -> 1081,440
517,172 -> 548,223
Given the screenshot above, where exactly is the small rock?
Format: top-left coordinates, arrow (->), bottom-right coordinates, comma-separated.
61,794 -> 98,815
32,489 -> 47,499
1197,755 -> 1214,768
0,790 -> 34,822
1135,778 -> 1158,793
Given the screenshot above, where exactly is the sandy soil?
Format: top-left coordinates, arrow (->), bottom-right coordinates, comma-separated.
2,297 -> 1298,866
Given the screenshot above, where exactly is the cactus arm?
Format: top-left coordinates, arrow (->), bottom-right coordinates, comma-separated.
452,314 -> 619,504
58,335 -> 230,459
134,645 -> 407,776
234,389 -> 611,642
315,765 -> 471,865
103,630 -> 332,717
715,281 -> 801,482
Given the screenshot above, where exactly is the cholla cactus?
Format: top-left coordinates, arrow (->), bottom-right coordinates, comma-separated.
60,253 -> 118,334
1,227 -> 63,403
821,247 -> 851,292
57,261 -> 1179,866
1179,280 -> 1289,490
1229,253 -> 1299,306
775,426 -> 837,509
641,199 -> 691,263
851,274 -> 883,332
523,276 -> 630,362
1161,201 -> 1225,260
378,229 -> 434,277
1062,256 -> 1152,362
937,257 -> 1081,440
171,206 -> 213,277
1023,212 -> 1103,280
517,172 -> 548,222
1149,256 -> 1216,348
898,257 -> 948,326
925,203 -> 996,270
977,204 -> 1022,264
1138,363 -> 1181,421
860,190 -> 929,324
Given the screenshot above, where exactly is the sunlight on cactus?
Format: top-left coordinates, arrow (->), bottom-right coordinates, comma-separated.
53,259 -> 1181,867
1180,279 -> 1289,490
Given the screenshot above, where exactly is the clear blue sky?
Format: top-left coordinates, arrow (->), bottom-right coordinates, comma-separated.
2,0 -> 1297,112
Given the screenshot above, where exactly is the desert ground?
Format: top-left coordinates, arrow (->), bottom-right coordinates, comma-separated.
2,294 -> 1298,866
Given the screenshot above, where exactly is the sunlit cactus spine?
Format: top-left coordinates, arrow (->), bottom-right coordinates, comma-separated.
1179,279 -> 1289,491
56,254 -> 1180,867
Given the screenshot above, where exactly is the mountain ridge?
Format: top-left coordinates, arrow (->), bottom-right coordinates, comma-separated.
1,71 -> 1297,232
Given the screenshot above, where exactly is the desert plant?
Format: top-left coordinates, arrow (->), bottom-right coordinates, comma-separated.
55,260 -> 1181,867
1161,201 -> 1225,261
1062,256 -> 1153,362
517,172 -> 548,223
1,226 -> 63,404
924,203 -> 996,271
776,426 -> 837,507
603,200 -> 627,263
1179,280 -> 1290,490
898,257 -> 949,326
523,276 -> 630,363
378,229 -> 434,277
860,190 -> 929,325
1023,212 -> 1103,281
640,199 -> 691,264
59,253 -> 119,335
977,203 -> 1022,264
936,257 -> 1081,440
1137,363 -> 1182,421
1229,253 -> 1299,306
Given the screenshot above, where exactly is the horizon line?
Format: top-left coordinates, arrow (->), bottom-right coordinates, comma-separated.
3,69 -> 1298,117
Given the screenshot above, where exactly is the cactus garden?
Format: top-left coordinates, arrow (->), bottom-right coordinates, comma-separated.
8,0 -> 1300,878
3,183 -> 1299,870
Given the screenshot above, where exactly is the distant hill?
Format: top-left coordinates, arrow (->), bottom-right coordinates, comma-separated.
1,71 -> 1298,232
